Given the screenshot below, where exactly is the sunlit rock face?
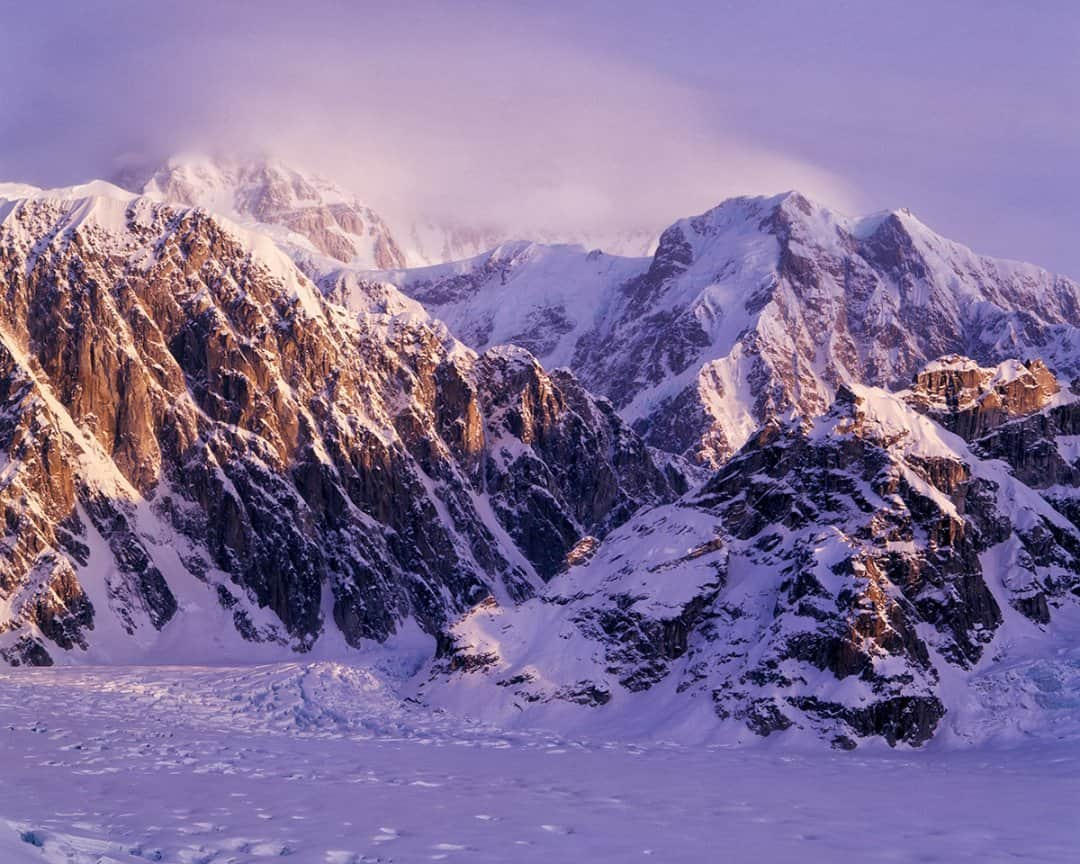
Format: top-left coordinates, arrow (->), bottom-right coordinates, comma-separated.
0,185 -> 676,665
906,355 -> 1061,440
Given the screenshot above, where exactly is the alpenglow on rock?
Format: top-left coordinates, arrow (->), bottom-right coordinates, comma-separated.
0,182 -> 676,666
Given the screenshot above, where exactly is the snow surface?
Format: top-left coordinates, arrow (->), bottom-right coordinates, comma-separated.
0,663 -> 1077,863
372,241 -> 650,368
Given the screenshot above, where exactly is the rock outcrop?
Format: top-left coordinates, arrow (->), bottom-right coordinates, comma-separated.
907,355 -> 1061,440
426,368 -> 1080,747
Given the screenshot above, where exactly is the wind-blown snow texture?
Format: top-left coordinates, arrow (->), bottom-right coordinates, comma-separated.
0,663 -> 1077,863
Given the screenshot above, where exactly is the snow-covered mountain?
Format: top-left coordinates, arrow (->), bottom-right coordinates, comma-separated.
116,154 -> 409,270
117,154 -> 659,270
340,241 -> 651,369
0,182 -> 675,666
424,358 -> 1080,746
374,192 -> 1080,467
2,171 -> 1080,749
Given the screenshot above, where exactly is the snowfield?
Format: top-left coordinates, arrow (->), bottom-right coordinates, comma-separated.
1,663 -> 1077,863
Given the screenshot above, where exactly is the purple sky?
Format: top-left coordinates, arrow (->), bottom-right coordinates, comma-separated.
1,1 -> 1077,275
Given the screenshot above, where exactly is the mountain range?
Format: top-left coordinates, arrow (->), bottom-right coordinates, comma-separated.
113,154 -> 659,270
374,191 -> 1080,467
0,156 -> 1078,747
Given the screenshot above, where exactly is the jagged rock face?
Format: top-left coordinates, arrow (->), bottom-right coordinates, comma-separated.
907,355 -> 1060,440
976,401 -> 1080,493
427,377 -> 1080,747
377,193 -> 1080,467
474,347 -> 675,580
578,197 -> 1080,466
0,187 -> 673,665
961,394 -> 1080,576
906,357 -> 1080,562
123,155 -> 407,269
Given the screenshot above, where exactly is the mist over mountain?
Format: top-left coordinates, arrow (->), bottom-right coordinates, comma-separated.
3,2 -> 1078,278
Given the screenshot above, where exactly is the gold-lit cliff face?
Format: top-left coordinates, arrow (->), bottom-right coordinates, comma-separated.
0,187 -> 673,666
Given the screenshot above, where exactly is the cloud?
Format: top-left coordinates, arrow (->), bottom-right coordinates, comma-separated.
1,2 -> 1075,276
0,1 -> 854,241
261,44 -> 858,236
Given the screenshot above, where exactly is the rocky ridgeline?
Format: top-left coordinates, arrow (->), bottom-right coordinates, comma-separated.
906,354 -> 1061,439
429,362 -> 1080,747
377,192 -> 1080,469
124,158 -> 1080,468
0,187 -> 675,665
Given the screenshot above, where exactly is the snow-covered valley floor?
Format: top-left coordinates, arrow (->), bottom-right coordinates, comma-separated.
0,664 -> 1076,863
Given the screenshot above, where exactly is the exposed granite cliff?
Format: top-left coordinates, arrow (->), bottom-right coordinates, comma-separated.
0,186 -> 674,665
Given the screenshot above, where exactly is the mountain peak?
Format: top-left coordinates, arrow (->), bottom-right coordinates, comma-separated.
0,179 -> 136,205
675,190 -> 938,252
140,153 -> 355,213
123,152 -> 408,270
0,180 -> 147,242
